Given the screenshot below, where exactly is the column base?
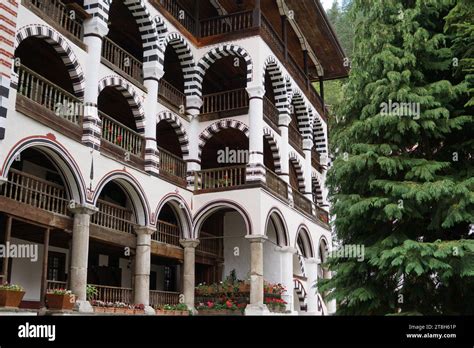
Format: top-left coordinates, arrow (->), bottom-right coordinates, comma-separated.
244,304 -> 270,316
144,305 -> 156,315
74,300 -> 94,313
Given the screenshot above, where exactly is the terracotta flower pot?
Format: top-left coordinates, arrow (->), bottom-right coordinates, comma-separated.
114,307 -> 127,314
238,283 -> 250,293
134,309 -> 145,315
0,290 -> 25,308
45,294 -> 75,311
124,308 -> 135,315
93,306 -> 107,313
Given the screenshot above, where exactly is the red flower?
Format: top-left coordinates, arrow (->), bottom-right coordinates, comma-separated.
206,301 -> 214,309
226,300 -> 233,308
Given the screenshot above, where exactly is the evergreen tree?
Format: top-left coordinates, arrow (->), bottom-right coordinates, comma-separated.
319,0 -> 474,315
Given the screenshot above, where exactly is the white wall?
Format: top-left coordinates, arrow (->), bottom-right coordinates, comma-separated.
222,211 -> 250,280
263,223 -> 282,284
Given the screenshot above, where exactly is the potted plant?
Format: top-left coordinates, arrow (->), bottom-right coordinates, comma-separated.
174,303 -> 190,316
114,302 -> 128,314
86,284 -> 98,301
238,280 -> 250,293
133,303 -> 145,315
0,283 -> 25,308
45,289 -> 75,311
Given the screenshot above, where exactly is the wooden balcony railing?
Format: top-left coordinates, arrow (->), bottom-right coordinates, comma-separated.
197,231 -> 221,257
200,10 -> 253,37
102,36 -> 143,83
152,219 -> 181,246
47,280 -> 68,290
17,65 -> 82,125
31,0 -> 83,39
91,199 -> 135,234
292,189 -> 312,216
261,14 -> 285,56
91,284 -> 133,304
158,146 -> 187,183
202,88 -> 248,115
263,96 -> 280,128
100,111 -> 144,157
158,0 -> 196,35
289,124 -> 303,150
194,165 -> 247,191
158,79 -> 185,113
1,168 -> 70,216
265,168 -> 288,200
316,206 -> 329,225
149,290 -> 180,307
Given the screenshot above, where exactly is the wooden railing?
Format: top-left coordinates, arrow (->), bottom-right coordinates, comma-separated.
263,96 -> 280,128
17,65 -> 82,125
158,79 -> 185,112
261,14 -> 285,60
312,147 -> 321,170
149,290 -> 180,307
202,88 -> 248,115
292,189 -> 312,215
100,111 -> 144,156
265,168 -> 288,200
158,146 -> 186,182
1,169 -> 70,216
47,280 -> 68,290
159,0 -> 196,35
31,0 -> 83,39
194,165 -> 247,191
92,284 -> 133,304
197,231 -> 221,256
289,124 -> 303,150
91,199 -> 135,234
200,10 -> 253,37
316,206 -> 329,225
102,36 -> 143,83
152,220 -> 181,246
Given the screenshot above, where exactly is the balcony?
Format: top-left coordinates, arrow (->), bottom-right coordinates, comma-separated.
197,231 -> 222,257
263,96 -> 280,133
194,165 -> 247,192
102,37 -> 143,85
99,111 -> 145,159
289,124 -> 304,154
200,10 -> 254,37
152,219 -> 180,246
91,199 -> 135,234
158,79 -> 186,116
265,167 -> 288,200
312,147 -> 322,172
201,88 -> 249,120
158,146 -> 187,186
292,189 -> 312,216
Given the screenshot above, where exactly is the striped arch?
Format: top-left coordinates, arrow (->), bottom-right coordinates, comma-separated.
262,56 -> 288,116
311,171 -> 324,205
289,151 -> 305,192
265,207 -> 289,247
154,16 -> 168,44
84,0 -> 159,65
285,75 -> 293,102
295,224 -> 315,258
15,24 -> 85,99
313,114 -> 328,155
263,127 -> 281,174
92,170 -> 151,226
156,111 -> 190,158
193,44 -> 253,97
154,193 -> 193,239
98,76 -> 145,133
161,32 -> 195,95
290,90 -> 312,141
198,119 -> 249,159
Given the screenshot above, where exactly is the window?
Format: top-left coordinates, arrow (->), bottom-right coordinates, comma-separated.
47,252 -> 66,282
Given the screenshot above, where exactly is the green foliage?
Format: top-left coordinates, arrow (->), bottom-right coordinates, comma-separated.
322,0 -> 474,315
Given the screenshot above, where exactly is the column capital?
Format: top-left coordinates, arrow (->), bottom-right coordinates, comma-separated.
279,114 -> 292,127
246,85 -> 265,99
303,138 -> 314,151
306,257 -> 320,265
0,177 -> 7,186
83,17 -> 109,37
180,239 -> 200,248
186,95 -> 203,110
134,226 -> 156,236
69,203 -> 98,215
245,234 -> 267,243
143,61 -> 164,80
276,246 -> 297,254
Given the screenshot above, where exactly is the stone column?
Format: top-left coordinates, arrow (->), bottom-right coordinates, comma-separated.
180,239 -> 199,312
185,96 -> 203,190
246,86 -> 266,183
82,18 -> 109,149
245,235 -> 269,315
143,63 -> 164,175
69,204 -> 97,312
303,138 -> 314,201
278,114 -> 292,185
133,226 -> 156,315
305,257 -> 319,314
276,246 -> 297,313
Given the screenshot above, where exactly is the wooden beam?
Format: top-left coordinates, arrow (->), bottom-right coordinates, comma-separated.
303,50 -> 309,89
253,0 -> 261,27
281,15 -> 288,61
194,0 -> 200,37
1,216 -> 12,282
40,228 -> 50,308
319,76 -> 325,112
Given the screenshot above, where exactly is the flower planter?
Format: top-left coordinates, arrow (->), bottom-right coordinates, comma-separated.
238,283 -> 250,293
114,307 -> 128,314
156,309 -> 189,316
124,308 -> 135,315
45,293 -> 75,311
198,309 -> 242,316
134,309 -> 145,315
0,290 -> 25,308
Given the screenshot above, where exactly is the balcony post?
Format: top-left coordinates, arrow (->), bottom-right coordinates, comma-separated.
278,113 -> 292,185
82,17 -> 109,150
253,0 -> 261,27
185,96 -> 203,190
1,215 -> 12,282
303,138 -> 314,201
246,85 -> 266,184
305,257 -> 319,314
69,204 -> 98,312
245,235 -> 270,315
143,63 -> 165,175
180,239 -> 200,313
133,226 -> 156,314
281,15 -> 288,61
303,50 -> 310,89
276,246 -> 298,313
